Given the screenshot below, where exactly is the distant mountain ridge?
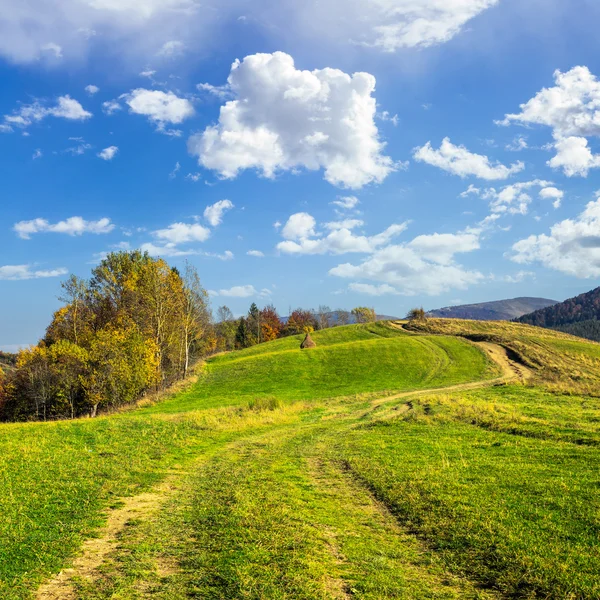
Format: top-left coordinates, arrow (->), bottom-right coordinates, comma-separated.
517,287 -> 600,342
428,297 -> 558,321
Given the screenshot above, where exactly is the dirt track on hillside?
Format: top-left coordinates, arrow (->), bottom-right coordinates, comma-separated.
35,336 -> 530,599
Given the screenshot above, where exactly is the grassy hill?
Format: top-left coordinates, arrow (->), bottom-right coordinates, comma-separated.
427,296 -> 557,320
517,286 -> 600,342
2,321 -> 600,599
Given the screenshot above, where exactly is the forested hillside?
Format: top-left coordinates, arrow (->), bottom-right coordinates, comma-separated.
517,287 -> 600,342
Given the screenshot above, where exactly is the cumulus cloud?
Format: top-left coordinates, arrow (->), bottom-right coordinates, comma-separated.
247,250 -> 265,257
153,222 -> 211,244
204,199 -> 234,227
98,146 -> 118,160
498,67 -> 600,177
14,217 -> 114,239
330,230 -> 484,296
461,180 -> 558,215
538,186 -> 564,209
506,136 -> 528,151
3,95 -> 92,130
281,213 -> 317,241
547,136 -> 600,177
123,88 -> 194,135
0,265 -> 68,280
85,84 -> 99,95
511,195 -> 600,277
277,212 -> 407,255
188,52 -> 396,189
414,137 -> 524,180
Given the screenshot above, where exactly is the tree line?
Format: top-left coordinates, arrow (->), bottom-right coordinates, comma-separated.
0,251 -> 379,421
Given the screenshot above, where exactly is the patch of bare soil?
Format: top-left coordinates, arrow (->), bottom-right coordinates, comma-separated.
36,476 -> 182,600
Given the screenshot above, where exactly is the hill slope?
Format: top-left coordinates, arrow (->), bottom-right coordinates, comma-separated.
517,286 -> 600,342
2,321 -> 600,599
428,296 -> 557,321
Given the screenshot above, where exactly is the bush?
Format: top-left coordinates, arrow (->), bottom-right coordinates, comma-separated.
407,307 -> 427,321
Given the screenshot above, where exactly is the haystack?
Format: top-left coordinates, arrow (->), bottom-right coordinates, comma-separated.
300,333 -> 316,349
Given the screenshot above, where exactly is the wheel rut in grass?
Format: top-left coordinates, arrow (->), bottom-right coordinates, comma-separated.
36,472 -> 186,600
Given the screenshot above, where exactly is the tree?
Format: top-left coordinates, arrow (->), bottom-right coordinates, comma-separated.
316,305 -> 332,330
179,263 -> 211,378
47,340 -> 88,419
352,307 -> 377,324
235,317 -> 250,349
217,305 -> 234,323
246,303 -> 260,346
336,309 -> 350,326
407,307 -> 427,321
283,309 -> 318,336
260,305 -> 281,342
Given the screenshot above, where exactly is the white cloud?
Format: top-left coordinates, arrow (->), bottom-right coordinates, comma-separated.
41,42 -> 63,58
157,40 -> 184,57
511,195 -> 600,277
506,136 -> 528,151
3,95 -> 92,130
204,199 -> 234,227
14,217 -> 114,239
209,285 -> 258,298
414,137 -> 524,180
153,222 -> 211,244
123,88 -> 194,134
98,145 -> 119,160
461,180 -> 556,215
498,67 -> 600,138
0,0 -> 496,67
277,212 -> 407,255
169,162 -> 181,179
197,82 -> 233,100
330,230 -> 483,296
102,100 -> 122,115
85,84 -> 99,95
547,136 -> 600,177
324,219 -> 364,231
499,67 -> 600,178
188,52 -> 396,189
247,250 -> 265,257
355,0 -> 498,51
349,283 -> 399,296
64,140 -> 92,156
0,265 -> 68,281
281,213 -> 316,241
32,149 -> 42,160
140,242 -> 197,258
331,196 -> 360,211
539,186 -> 564,209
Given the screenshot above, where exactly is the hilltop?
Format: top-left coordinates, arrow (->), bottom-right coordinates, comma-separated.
427,296 -> 557,321
517,286 -> 600,342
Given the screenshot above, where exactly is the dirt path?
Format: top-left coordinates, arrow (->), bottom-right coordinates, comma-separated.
370,341 -> 531,410
36,474 -> 184,600
34,338 -> 530,599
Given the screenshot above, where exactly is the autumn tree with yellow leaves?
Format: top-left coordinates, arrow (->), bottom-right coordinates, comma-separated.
1,251 -> 211,421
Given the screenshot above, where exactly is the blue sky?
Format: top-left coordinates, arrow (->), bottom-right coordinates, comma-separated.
2,0 -> 600,350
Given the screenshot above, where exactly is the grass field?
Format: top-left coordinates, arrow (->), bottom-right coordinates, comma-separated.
2,321 -> 600,599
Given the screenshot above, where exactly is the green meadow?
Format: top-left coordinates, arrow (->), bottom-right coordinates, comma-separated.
2,321 -> 600,599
